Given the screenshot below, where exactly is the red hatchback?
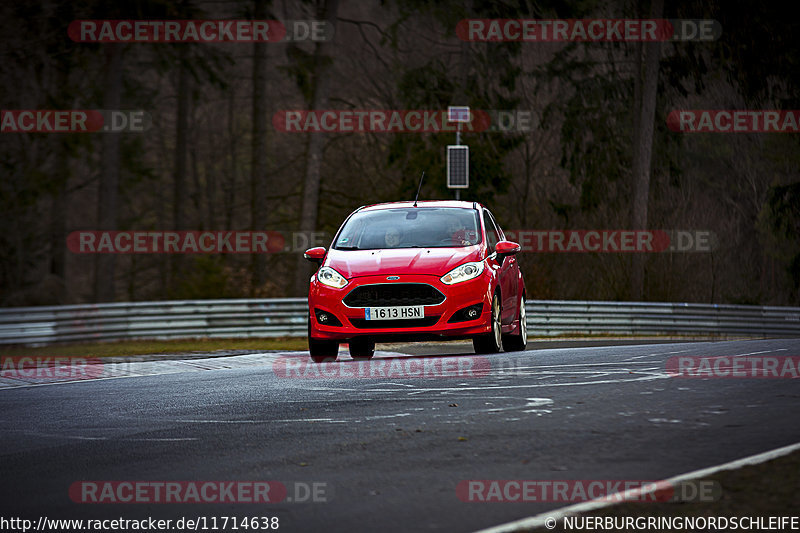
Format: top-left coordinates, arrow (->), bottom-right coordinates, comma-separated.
304,201 -> 526,362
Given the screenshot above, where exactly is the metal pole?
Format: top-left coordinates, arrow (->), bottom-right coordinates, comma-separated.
455,124 -> 461,200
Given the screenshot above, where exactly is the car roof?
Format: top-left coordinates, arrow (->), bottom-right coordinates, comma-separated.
359,200 -> 481,212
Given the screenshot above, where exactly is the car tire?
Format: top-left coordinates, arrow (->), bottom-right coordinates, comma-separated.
349,338 -> 375,359
502,293 -> 527,352
309,323 -> 338,362
473,293 -> 502,354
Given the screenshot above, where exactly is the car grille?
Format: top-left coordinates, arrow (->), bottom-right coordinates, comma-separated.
343,283 -> 445,307
349,316 -> 441,329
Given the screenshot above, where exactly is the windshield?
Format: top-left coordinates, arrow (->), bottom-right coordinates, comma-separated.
334,207 -> 481,250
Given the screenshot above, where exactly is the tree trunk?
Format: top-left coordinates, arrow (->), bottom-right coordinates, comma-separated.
293,0 -> 339,296
94,44 -> 123,302
170,45 -> 190,292
251,0 -> 269,290
49,141 -> 68,282
205,120 -> 216,230
226,86 -> 237,231
630,0 -> 663,300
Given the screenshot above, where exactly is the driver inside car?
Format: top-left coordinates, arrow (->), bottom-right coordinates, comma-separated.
447,219 -> 470,246
384,227 -> 402,247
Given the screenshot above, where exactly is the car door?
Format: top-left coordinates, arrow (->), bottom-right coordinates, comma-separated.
483,210 -> 519,326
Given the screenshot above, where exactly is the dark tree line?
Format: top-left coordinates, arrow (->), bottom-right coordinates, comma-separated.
1,0 -> 798,306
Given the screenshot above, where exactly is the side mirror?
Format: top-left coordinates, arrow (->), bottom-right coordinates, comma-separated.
304,247 -> 326,264
495,240 -> 521,257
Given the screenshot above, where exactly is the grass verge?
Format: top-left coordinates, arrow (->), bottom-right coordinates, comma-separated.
0,337 -> 308,358
0,333 -> 743,359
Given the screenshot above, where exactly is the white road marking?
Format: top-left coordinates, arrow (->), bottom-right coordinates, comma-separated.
176,418 -> 347,423
124,438 -> 199,441
473,440 -> 800,533
365,413 -> 411,420
306,373 -> 669,394
12,431 -> 198,442
730,348 -> 788,357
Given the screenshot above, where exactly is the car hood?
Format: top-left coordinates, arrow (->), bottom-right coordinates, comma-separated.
325,246 -> 484,279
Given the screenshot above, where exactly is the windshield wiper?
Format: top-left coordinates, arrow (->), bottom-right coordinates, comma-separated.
336,245 -> 360,250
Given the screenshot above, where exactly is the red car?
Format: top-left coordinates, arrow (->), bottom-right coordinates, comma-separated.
304,200 -> 526,362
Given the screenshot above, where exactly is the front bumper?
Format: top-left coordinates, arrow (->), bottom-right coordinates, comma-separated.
309,272 -> 494,341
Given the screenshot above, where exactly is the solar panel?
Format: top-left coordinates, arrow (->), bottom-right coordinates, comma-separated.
448,106 -> 471,123
447,145 -> 469,189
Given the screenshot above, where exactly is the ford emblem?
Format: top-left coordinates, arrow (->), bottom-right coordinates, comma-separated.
386,276 -> 400,280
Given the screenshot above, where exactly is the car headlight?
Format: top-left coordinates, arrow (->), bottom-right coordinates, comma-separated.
316,267 -> 349,289
440,261 -> 485,285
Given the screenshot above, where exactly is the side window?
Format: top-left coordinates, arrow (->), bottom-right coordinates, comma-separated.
487,211 -> 505,241
482,211 -> 501,254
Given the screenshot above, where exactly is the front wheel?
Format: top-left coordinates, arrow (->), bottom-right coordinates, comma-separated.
502,294 -> 527,352
473,293 -> 502,354
309,323 -> 338,362
349,338 -> 375,359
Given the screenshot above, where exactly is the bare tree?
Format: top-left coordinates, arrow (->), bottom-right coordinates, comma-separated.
251,0 -> 269,289
293,0 -> 340,295
170,45 -> 191,292
94,44 -> 123,302
630,0 -> 663,300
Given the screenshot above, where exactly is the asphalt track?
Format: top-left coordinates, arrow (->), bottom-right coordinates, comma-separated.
1,338 -> 798,532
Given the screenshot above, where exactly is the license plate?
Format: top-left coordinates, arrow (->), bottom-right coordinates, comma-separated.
365,306 -> 424,320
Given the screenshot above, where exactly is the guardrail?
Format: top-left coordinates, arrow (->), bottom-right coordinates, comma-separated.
0,298 -> 798,346
527,300 -> 800,337
0,299 -> 308,346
